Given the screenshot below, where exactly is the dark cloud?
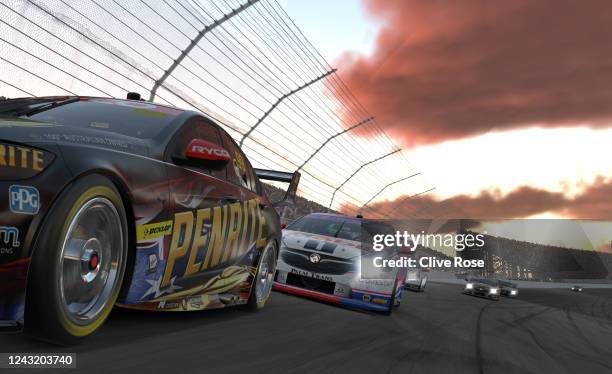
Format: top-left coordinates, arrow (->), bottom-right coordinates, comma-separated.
342,176 -> 612,219
338,0 -> 612,146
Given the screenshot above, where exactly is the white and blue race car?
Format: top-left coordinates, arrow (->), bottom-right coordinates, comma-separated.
273,213 -> 406,314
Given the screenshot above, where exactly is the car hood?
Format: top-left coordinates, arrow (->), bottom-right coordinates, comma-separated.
0,117 -> 149,156
281,230 -> 362,260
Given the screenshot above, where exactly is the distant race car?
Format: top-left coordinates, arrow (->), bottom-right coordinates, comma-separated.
404,269 -> 428,292
498,280 -> 519,298
463,278 -> 501,300
571,285 -> 583,292
0,95 -> 299,343
273,213 -> 407,314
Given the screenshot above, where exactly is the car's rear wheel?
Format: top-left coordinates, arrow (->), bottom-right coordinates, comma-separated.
25,175 -> 128,344
247,241 -> 277,311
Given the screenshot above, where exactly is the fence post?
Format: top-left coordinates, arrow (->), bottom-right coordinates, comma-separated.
239,69 -> 336,146
328,149 -> 400,208
361,173 -> 421,213
297,116 -> 373,172
386,187 -> 435,217
149,0 -> 260,101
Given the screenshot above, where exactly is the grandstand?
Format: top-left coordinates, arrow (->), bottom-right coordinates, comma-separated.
460,231 -> 612,281
263,183 -> 336,224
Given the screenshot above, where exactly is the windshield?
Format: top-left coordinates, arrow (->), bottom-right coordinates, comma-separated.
287,215 -> 362,241
286,215 -> 396,243
22,99 -> 182,139
471,278 -> 499,286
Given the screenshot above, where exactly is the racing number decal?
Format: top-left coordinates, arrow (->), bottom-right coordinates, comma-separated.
160,198 -> 267,287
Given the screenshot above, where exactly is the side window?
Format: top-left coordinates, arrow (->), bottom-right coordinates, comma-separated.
219,131 -> 258,193
169,117 -> 227,180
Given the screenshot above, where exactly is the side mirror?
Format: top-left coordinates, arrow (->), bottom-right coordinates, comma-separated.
178,139 -> 230,169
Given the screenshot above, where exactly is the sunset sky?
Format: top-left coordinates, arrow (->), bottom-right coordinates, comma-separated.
1,0 -> 610,219
285,0 -> 612,219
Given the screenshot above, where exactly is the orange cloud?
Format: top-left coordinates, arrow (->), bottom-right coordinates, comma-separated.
337,0 -> 612,146
342,176 -> 612,219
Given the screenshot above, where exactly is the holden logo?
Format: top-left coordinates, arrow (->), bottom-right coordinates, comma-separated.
309,253 -> 321,264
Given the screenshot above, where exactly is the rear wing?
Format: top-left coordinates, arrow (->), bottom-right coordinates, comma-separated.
254,168 -> 301,207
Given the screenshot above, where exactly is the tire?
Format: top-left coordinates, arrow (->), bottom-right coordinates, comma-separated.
419,277 -> 427,292
384,276 -> 401,316
25,174 -> 128,344
246,241 -> 277,311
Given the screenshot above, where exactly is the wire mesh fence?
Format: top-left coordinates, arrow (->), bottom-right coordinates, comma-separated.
0,0 -> 435,218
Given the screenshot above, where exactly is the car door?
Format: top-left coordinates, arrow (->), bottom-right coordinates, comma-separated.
159,116 -> 250,304
218,130 -> 271,269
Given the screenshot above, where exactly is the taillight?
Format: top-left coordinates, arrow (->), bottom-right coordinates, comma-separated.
0,141 -> 55,180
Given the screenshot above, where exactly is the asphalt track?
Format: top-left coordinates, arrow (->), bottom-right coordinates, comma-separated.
1,282 -> 612,374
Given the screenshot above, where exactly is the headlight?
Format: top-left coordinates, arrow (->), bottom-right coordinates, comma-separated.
510,290 -> 517,295
490,288 -> 498,294
465,283 -> 473,289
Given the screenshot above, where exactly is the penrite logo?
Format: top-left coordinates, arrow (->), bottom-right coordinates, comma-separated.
160,198 -> 267,288
0,144 -> 45,171
9,185 -> 40,214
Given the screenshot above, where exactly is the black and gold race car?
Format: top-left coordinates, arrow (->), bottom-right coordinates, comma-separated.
0,96 -> 299,343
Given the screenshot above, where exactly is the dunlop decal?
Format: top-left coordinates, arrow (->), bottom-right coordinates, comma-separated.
137,220 -> 174,241
161,198 -> 267,288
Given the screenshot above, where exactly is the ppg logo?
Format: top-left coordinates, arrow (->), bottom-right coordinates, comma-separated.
9,185 -> 40,214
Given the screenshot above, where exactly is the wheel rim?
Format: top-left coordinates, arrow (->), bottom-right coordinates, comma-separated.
58,197 -> 124,324
255,243 -> 276,304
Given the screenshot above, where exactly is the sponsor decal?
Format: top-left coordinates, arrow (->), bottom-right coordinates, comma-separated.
0,144 -> 45,171
362,279 -> 394,287
41,134 -> 130,149
333,283 -> 350,297
157,300 -> 180,310
0,226 -> 20,255
276,270 -> 288,284
186,139 -> 231,161
233,151 -> 246,175
0,120 -> 60,128
147,253 -> 158,274
289,268 -> 333,282
160,198 -> 267,288
372,297 -> 388,305
9,185 -> 40,214
362,294 -> 371,302
137,220 -> 174,241
189,296 -> 203,309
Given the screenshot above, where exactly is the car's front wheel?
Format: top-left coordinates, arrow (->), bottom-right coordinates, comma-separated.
384,276 -> 402,315
25,175 -> 128,344
247,241 -> 277,311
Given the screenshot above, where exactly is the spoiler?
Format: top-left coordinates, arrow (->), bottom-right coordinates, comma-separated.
254,168 -> 301,207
